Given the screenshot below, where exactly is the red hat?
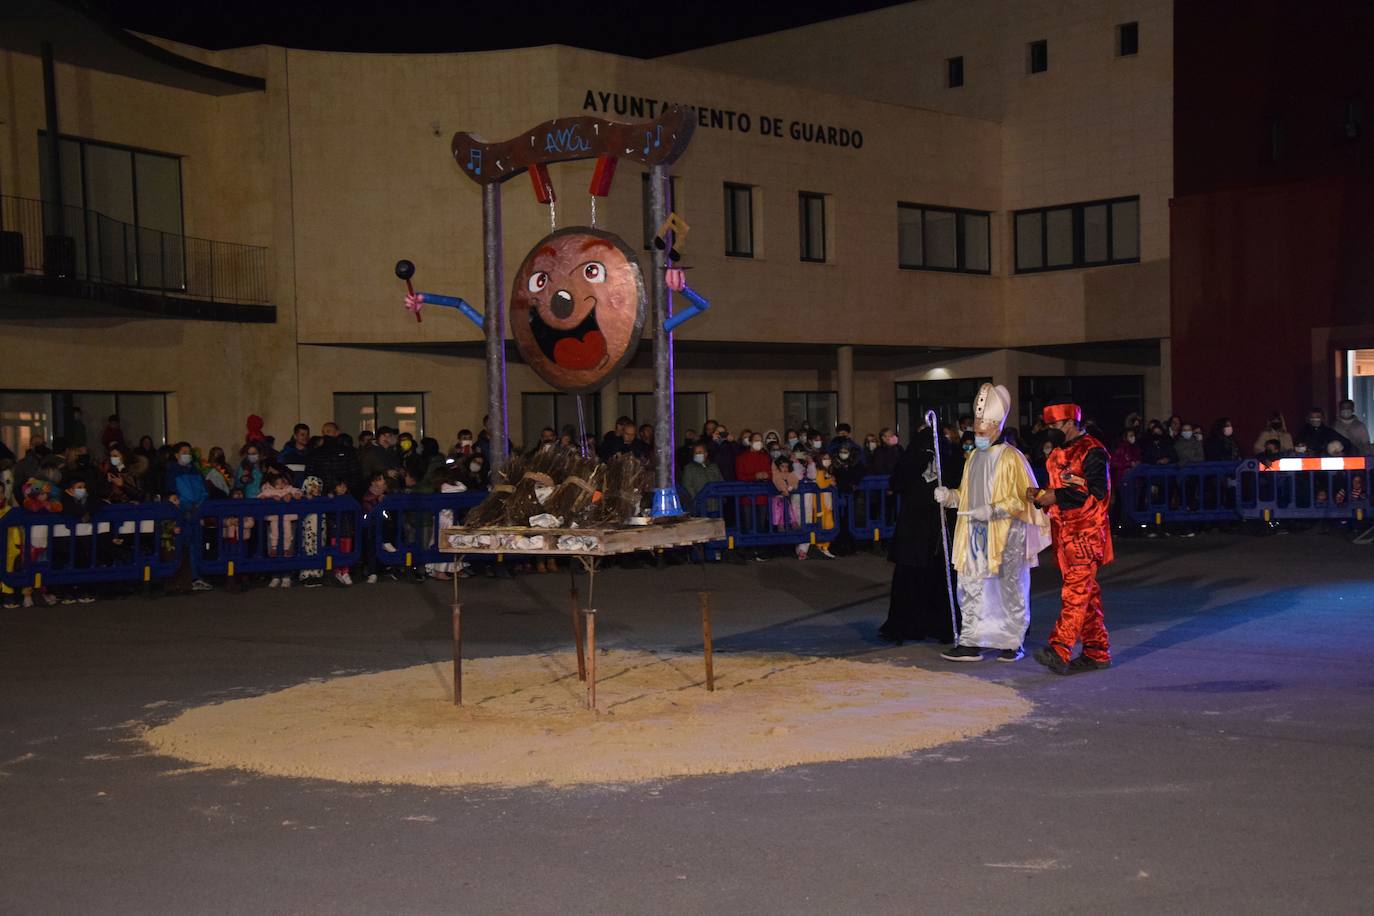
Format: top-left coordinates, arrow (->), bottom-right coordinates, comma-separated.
1042,403 -> 1082,424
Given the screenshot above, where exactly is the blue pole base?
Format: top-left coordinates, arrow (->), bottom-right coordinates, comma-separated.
650,487 -> 685,518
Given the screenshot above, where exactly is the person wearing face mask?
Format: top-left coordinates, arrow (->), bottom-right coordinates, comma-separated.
60,443 -> 98,495
237,445 -> 265,498
734,433 -> 773,554
809,450 -> 838,558
932,383 -> 1051,662
462,454 -> 489,490
1174,421 -> 1205,465
306,422 -> 361,495
869,428 -> 903,477
1294,408 -> 1352,456
1141,423 -> 1177,466
1252,412 -> 1292,456
1109,429 -> 1143,520
1332,399 -> 1371,455
1204,417 -> 1241,462
360,426 -> 402,482
99,445 -> 144,504
1027,401 -> 1113,675
681,442 -> 722,514
827,423 -> 858,457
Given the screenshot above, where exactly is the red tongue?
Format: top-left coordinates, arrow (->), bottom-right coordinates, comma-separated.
552,330 -> 607,370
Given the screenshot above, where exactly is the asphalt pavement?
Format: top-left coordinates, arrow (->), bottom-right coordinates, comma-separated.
2,531 -> 1372,915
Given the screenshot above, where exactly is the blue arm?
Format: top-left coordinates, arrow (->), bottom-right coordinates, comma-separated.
662,286 -> 710,332
418,292 -> 484,330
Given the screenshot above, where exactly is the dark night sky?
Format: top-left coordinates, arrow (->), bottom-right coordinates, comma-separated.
90,0 -> 910,57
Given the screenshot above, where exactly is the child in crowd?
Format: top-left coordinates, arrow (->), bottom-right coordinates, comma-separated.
258,469 -> 302,586
426,468 -> 468,581
297,476 -> 326,588
770,452 -> 800,532
330,480 -> 354,586
20,479 -> 63,607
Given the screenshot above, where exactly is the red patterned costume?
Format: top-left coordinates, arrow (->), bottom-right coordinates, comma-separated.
1041,404 -> 1113,667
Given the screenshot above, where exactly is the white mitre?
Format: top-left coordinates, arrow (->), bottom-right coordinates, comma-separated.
972,383 -> 1011,433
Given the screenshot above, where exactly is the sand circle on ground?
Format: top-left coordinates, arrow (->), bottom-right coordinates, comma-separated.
143,650 -> 1030,788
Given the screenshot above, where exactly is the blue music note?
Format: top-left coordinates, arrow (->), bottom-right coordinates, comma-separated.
467,149 -> 482,175
642,125 -> 662,155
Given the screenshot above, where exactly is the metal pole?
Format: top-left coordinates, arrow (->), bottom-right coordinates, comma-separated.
40,42 -> 63,237
649,165 -> 674,494
482,182 -> 508,475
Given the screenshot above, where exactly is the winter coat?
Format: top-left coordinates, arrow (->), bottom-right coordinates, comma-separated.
1333,415 -> 1372,455
1175,436 -> 1205,465
681,460 -> 722,513
165,463 -> 209,512
869,444 -> 903,476
305,437 -> 361,493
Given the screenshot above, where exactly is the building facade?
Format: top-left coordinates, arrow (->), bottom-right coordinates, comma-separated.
0,0 -> 1174,458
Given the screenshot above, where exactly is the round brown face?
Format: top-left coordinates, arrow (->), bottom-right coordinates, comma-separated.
511,228 -> 646,394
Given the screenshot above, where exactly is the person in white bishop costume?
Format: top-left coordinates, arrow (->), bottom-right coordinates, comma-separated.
933,383 -> 1051,662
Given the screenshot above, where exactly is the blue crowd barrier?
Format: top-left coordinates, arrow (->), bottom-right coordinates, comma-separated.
369,490 -> 489,569
0,501 -> 182,589
849,475 -> 898,542
691,481 -> 809,549
1120,461 -> 1240,526
1235,458 -> 1370,522
190,496 -> 362,577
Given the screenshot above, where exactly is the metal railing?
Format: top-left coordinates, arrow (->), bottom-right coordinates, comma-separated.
0,194 -> 270,305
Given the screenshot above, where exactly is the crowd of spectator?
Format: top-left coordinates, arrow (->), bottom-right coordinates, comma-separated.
3,398 -> 1371,608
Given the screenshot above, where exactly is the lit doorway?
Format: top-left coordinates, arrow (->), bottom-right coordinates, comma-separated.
1344,349 -> 1374,425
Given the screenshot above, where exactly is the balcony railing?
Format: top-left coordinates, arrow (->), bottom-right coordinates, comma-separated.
0,194 -> 269,306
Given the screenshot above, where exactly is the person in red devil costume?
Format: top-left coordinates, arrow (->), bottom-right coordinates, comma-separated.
1026,401 -> 1114,675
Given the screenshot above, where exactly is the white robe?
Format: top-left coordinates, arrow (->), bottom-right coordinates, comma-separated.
954,447 -> 1036,651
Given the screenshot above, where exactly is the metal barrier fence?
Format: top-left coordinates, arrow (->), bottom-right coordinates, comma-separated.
0,501 -> 182,589
1120,461 -> 1241,526
849,475 -> 899,542
190,496 -> 362,577
368,491 -> 489,570
1122,458 -> 1371,526
690,479 -> 850,550
1235,458 -> 1370,522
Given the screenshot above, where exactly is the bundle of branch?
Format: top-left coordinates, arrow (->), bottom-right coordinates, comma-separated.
463,453 -> 526,528
574,453 -> 651,527
499,445 -> 579,524
540,452 -> 603,522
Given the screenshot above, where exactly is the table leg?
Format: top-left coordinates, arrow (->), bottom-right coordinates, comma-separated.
698,590 -> 715,691
452,570 -> 462,706
570,567 -> 586,681
584,608 -> 597,710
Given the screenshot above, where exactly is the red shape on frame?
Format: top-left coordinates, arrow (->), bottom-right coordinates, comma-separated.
588,155 -> 619,197
529,163 -> 556,204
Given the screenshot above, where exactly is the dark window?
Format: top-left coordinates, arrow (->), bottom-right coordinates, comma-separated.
724,183 -> 754,258
894,378 -> 992,439
1018,375 -> 1143,435
947,56 -> 964,88
640,173 -> 679,250
333,393 -> 425,439
1117,21 -> 1139,56
1028,39 -> 1048,74
1013,196 -> 1140,272
897,203 -> 991,274
784,391 -> 839,434
521,393 -> 602,452
36,133 -> 185,289
0,389 -> 169,457
618,392 -> 709,439
799,192 -> 826,262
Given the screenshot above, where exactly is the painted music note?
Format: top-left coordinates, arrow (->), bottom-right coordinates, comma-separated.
466,149 -> 482,175
642,125 -> 662,155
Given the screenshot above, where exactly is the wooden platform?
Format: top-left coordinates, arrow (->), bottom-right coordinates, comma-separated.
439,516 -> 724,557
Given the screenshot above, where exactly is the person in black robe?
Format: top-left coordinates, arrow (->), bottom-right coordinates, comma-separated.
880,426 -> 960,644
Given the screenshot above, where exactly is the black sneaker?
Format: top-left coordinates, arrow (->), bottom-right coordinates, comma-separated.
1068,654 -> 1111,673
940,645 -> 984,662
997,647 -> 1024,662
1033,646 -> 1070,675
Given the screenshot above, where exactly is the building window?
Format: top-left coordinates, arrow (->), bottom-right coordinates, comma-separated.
798,192 -> 826,262
894,378 -> 992,439
640,173 -> 680,250
784,391 -> 839,434
521,392 -> 602,453
1028,39 -> 1048,74
618,392 -> 709,442
1014,196 -> 1139,272
1117,22 -> 1139,56
897,204 -> 991,274
334,392 -> 425,439
0,390 -> 167,458
947,56 -> 964,88
1018,375 -> 1143,435
36,133 -> 185,289
724,183 -> 754,258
